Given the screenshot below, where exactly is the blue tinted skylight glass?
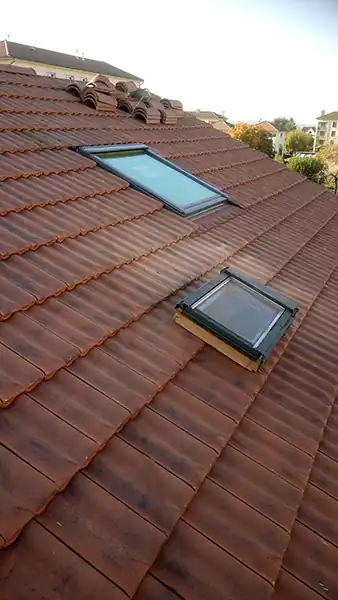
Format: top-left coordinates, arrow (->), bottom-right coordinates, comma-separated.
96,150 -> 223,215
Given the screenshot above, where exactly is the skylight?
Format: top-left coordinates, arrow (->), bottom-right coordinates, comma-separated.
175,268 -> 298,371
77,144 -> 228,216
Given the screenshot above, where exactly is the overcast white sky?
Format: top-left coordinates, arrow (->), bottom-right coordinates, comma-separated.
1,0 -> 337,124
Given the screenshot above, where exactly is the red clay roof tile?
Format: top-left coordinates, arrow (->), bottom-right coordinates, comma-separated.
209,445 -> 303,532
183,478 -> 289,584
85,436 -> 192,534
37,474 -> 165,597
0,521 -> 128,600
152,521 -> 272,600
1,68 -> 338,599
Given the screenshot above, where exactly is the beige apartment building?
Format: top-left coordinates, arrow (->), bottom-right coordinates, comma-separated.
314,110 -> 338,151
0,40 -> 143,86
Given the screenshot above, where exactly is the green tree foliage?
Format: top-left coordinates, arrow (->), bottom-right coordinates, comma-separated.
229,123 -> 274,157
285,130 -> 314,154
287,156 -> 327,184
320,145 -> 338,194
272,117 -> 297,132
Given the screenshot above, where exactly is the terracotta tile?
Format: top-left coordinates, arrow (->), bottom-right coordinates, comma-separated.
0,274 -> 36,318
273,570 -> 324,600
1,253 -> 66,301
0,521 -> 127,600
1,393 -> 97,483
284,522 -> 338,599
68,347 -> 157,414
101,331 -> 179,387
0,312 -> 78,376
247,392 -> 324,457
0,343 -> 44,406
319,423 -> 338,463
58,282 -> 134,332
38,473 -> 165,597
230,418 -> 313,489
135,575 -> 182,600
184,478 -> 288,583
150,382 -> 235,451
298,484 -> 338,547
27,297 -> 108,354
28,369 -> 129,443
152,521 -> 271,600
85,437 -> 192,533
0,444 -> 55,544
120,407 -> 216,489
310,451 -> 338,502
209,445 -> 302,532
175,360 -> 253,422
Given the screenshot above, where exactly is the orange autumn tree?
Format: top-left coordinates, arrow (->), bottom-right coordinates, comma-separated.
229,123 -> 274,157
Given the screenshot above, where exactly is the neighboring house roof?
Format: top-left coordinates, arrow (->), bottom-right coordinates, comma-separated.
0,40 -> 143,81
255,120 -> 281,134
316,111 -> 338,121
191,110 -> 230,124
301,126 -> 316,133
1,66 -> 338,600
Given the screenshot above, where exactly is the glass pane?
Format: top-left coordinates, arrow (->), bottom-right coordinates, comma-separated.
194,278 -> 283,346
98,152 -> 219,210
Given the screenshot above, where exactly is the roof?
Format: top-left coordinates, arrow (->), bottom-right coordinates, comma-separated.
1,65 -> 338,600
301,126 -> 315,133
255,120 -> 280,134
191,110 -> 228,123
316,111 -> 338,121
0,40 -> 143,82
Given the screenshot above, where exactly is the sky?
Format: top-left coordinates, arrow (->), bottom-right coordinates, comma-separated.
1,0 -> 337,124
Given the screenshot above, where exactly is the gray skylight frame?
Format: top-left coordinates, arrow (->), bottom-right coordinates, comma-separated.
76,144 -> 229,216
176,267 -> 298,362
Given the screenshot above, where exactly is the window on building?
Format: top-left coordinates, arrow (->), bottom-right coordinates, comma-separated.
174,268 -> 297,371
333,122 -> 337,128
77,144 -> 228,216
331,131 -> 336,137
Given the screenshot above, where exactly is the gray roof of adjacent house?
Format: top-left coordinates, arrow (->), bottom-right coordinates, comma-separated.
190,110 -> 232,126
0,40 -> 143,82
316,111 -> 338,121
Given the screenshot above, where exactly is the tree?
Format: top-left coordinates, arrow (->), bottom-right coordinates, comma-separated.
285,130 -> 314,154
287,156 -> 327,184
319,145 -> 338,194
272,117 -> 297,132
229,123 -> 274,157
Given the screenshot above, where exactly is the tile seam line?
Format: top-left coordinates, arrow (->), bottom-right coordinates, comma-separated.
296,511 -> 338,551
180,517 -> 276,588
0,433 -> 101,489
207,459 -> 300,532
32,519 -> 130,599
281,568 -> 328,600
270,389 -> 338,598
0,204 -> 163,261
0,182 -> 130,217
205,475 -> 292,534
148,574 -> 186,600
